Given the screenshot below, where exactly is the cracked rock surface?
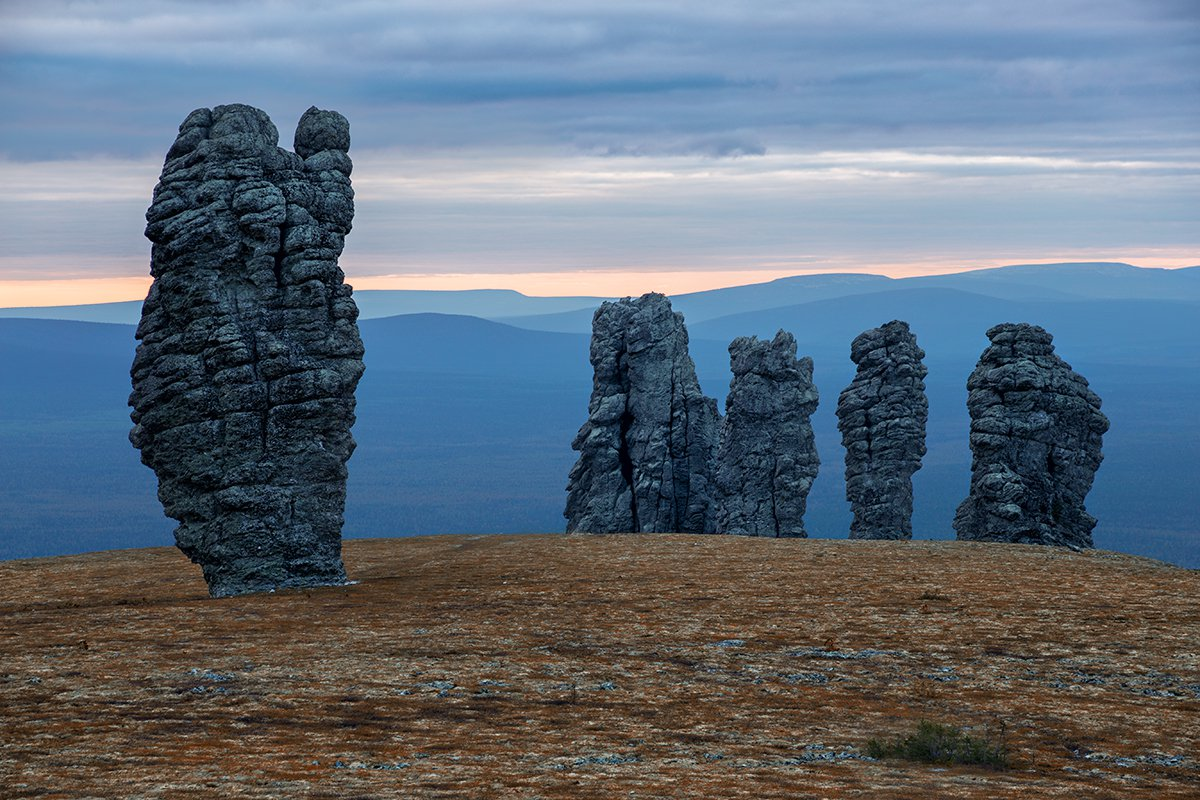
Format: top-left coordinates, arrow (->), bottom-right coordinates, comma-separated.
953,323 -> 1108,549
715,331 -> 819,537
836,320 -> 928,540
129,104 -> 364,597
565,293 -> 719,533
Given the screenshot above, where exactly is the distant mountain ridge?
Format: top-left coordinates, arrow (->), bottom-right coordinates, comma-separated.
3,262 -> 1198,328
1,261 -> 1197,568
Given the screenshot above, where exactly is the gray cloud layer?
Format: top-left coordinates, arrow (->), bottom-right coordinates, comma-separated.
3,0 -> 1196,159
0,0 -> 1196,283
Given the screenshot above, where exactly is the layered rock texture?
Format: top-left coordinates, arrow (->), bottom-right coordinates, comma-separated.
565,293 -> 719,534
715,331 -> 820,537
953,323 -> 1108,549
129,104 -> 365,597
836,321 -> 928,540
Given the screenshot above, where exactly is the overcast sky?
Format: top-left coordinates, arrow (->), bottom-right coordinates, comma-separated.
1,0 -> 1197,301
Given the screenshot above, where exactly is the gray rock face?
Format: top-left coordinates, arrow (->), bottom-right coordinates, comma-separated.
715,331 -> 820,537
836,320 -> 928,540
129,104 -> 365,597
565,293 -> 720,533
953,323 -> 1108,549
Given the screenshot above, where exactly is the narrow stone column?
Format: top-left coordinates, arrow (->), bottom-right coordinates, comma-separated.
836,320 -> 928,540
130,104 -> 365,596
953,323 -> 1108,548
715,330 -> 820,537
565,293 -> 719,534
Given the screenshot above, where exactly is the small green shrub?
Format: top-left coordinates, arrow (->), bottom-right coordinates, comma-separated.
865,720 -> 1010,769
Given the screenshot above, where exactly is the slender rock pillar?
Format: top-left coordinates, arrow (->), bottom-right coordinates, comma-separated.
953,323 -> 1108,549
130,104 -> 365,596
836,320 -> 928,540
565,293 -> 719,534
715,331 -> 820,537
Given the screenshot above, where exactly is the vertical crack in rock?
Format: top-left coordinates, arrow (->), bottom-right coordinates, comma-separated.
565,293 -> 719,533
836,320 -> 928,540
715,330 -> 820,537
953,323 -> 1109,549
129,104 -> 365,597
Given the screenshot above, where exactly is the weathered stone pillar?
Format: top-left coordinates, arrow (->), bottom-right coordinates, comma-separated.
565,293 -> 719,533
130,104 -> 365,596
953,323 -> 1108,549
715,331 -> 820,537
836,321 -> 928,540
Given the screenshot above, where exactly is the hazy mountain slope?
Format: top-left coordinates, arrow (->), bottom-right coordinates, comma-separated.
5,262 -> 1195,328
906,262 -> 1200,301
0,319 -> 164,558
0,290 -> 606,326
689,288 -> 1200,366
483,263 -> 1200,333
670,272 -> 895,321
352,288 -> 604,320
359,313 -> 589,379
0,300 -> 144,325
346,315 -> 590,536
1,278 -> 1197,567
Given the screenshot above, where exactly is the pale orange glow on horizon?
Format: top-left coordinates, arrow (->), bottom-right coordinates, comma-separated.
344,254 -> 1196,296
0,254 -> 1195,308
0,276 -> 152,308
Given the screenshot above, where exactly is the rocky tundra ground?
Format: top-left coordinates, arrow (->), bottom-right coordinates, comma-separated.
2,534 -> 1197,798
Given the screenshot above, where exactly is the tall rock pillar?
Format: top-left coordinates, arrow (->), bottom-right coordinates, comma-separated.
565,293 -> 719,534
715,331 -> 820,537
129,104 -> 365,596
836,320 -> 928,540
953,323 -> 1108,549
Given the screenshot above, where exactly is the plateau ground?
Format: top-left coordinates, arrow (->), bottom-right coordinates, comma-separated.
2,535 -> 1197,798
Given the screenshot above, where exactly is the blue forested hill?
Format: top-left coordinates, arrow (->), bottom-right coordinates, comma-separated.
1,272 -> 1197,567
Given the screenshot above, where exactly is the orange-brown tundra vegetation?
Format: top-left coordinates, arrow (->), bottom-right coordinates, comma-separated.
2,534 -> 1197,799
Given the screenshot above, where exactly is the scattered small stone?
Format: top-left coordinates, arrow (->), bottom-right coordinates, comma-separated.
789,647 -> 902,660
781,672 -> 829,685
332,760 -> 410,771
709,639 -> 746,649
573,754 -> 641,766
926,673 -> 959,682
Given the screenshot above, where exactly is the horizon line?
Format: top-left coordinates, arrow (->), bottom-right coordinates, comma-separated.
0,258 -> 1196,309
